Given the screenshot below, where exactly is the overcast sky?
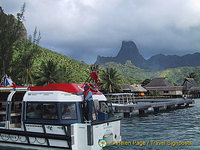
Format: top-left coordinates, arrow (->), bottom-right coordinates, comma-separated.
1,0 -> 200,64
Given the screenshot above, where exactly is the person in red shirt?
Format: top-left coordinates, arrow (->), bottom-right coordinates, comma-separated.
77,85 -> 93,121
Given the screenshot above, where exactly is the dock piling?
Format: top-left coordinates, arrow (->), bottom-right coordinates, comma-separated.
139,109 -> 145,115
124,112 -> 130,118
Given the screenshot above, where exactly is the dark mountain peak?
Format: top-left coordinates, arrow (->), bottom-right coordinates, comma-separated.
116,41 -> 147,68
122,40 -> 137,47
116,41 -> 139,58
95,41 -> 200,71
95,40 -> 147,68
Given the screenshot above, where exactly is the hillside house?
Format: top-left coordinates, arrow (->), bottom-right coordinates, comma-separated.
144,77 -> 183,97
182,78 -> 200,98
121,84 -> 147,96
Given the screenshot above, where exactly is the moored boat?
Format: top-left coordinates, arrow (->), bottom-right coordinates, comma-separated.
0,83 -> 121,150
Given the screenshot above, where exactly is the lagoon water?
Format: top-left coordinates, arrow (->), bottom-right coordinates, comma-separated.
0,99 -> 199,150
105,99 -> 200,150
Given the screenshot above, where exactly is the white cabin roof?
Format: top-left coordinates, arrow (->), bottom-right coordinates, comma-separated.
23,91 -> 107,102
24,91 -> 82,102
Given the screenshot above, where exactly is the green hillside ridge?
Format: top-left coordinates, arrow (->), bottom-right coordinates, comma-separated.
158,66 -> 200,85
102,61 -> 157,82
11,39 -> 139,86
0,6 -> 92,85
101,61 -> 200,85
0,6 -> 135,86
11,39 -> 200,86
37,46 -> 90,83
10,39 -> 91,85
1,5 -> 199,87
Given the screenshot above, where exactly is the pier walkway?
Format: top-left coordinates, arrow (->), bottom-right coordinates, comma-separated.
111,98 -> 195,117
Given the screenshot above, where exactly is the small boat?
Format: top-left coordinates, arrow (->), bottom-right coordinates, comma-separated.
0,83 -> 121,150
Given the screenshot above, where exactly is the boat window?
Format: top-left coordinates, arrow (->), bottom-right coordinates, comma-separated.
43,103 -> 58,119
93,100 -> 99,110
100,102 -> 109,113
26,103 -> 42,119
92,103 -> 97,121
26,102 -> 58,120
99,101 -> 114,118
61,103 -> 77,120
0,92 -> 10,127
10,91 -> 26,128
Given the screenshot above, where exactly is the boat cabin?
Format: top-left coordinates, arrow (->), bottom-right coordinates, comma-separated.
0,83 -> 121,150
0,86 -> 27,128
0,83 -> 113,128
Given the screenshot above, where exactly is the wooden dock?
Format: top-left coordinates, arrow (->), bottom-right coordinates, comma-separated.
111,99 -> 195,117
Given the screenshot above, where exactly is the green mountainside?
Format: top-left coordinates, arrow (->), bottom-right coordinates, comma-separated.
101,61 -> 200,85
35,46 -> 90,83
1,5 -> 199,86
101,61 -> 156,83
0,6 -> 91,85
158,66 -> 200,85
10,39 -> 90,85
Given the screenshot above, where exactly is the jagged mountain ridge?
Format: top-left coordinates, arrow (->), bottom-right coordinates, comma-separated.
147,52 -> 200,70
96,41 -> 147,69
95,41 -> 200,70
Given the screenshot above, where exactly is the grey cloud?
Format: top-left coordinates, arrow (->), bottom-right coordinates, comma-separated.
1,0 -> 200,64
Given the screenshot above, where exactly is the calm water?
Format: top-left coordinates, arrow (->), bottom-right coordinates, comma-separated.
105,99 -> 200,150
0,99 -> 199,150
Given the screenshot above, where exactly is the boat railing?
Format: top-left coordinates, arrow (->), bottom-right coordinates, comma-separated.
0,122 -> 71,149
110,99 -> 136,105
0,87 -> 29,91
105,93 -> 136,105
84,120 -> 92,124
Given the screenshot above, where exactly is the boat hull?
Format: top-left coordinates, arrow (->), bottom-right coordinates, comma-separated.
0,119 -> 121,150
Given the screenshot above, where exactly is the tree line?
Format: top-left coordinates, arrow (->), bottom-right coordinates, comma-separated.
0,4 -> 87,86
1,4 -> 198,94
0,4 -> 124,93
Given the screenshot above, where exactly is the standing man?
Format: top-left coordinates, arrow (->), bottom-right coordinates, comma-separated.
77,84 -> 93,121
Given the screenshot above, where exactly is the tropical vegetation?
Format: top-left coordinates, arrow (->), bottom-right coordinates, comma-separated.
101,61 -> 200,85
100,68 -> 122,93
0,4 -> 26,75
0,5 -> 90,86
1,4 -> 200,92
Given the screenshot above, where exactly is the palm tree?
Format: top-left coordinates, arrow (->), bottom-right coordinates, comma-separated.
11,40 -> 38,85
187,72 -> 199,85
35,60 -> 64,86
100,67 -> 121,93
90,64 -> 99,71
187,72 -> 197,79
10,28 -> 41,86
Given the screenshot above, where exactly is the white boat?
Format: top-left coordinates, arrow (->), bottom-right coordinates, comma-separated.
0,83 -> 121,150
